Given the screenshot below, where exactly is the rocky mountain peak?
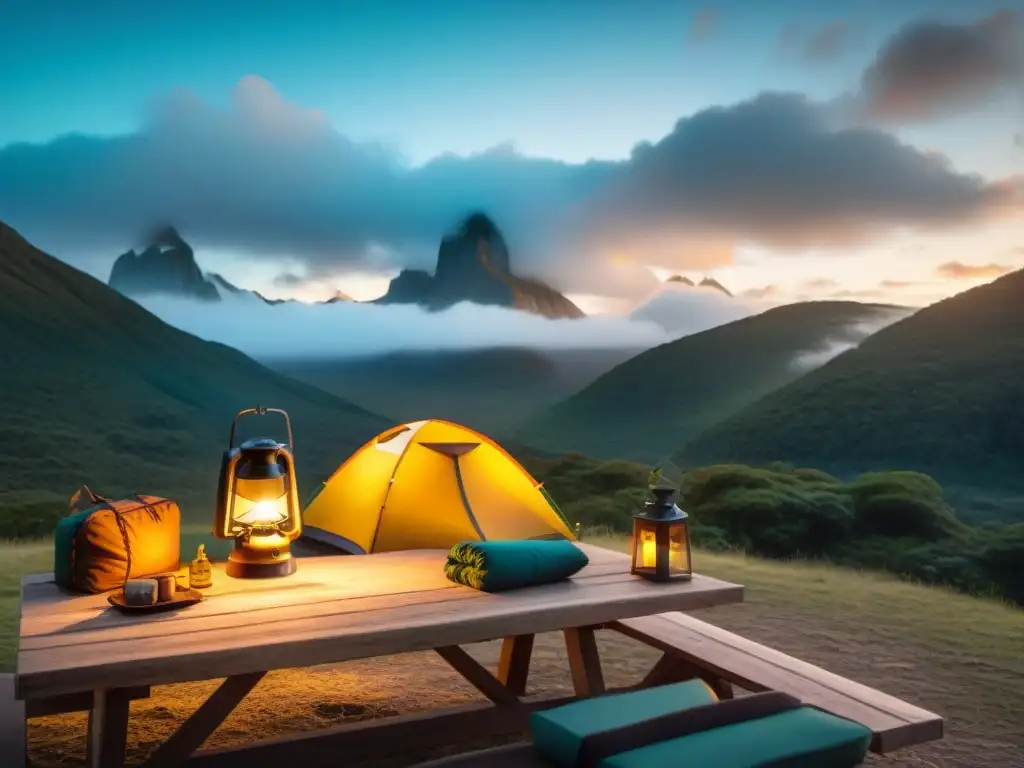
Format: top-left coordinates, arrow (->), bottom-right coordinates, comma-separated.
323,290 -> 354,304
109,227 -> 220,302
149,224 -> 188,252
376,211 -> 583,319
664,274 -> 732,297
458,212 -> 503,243
699,277 -> 733,297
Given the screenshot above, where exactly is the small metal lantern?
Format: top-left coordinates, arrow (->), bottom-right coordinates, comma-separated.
631,480 -> 692,582
214,407 -> 302,578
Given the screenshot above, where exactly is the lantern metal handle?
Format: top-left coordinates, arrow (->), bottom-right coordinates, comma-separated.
227,405 -> 295,452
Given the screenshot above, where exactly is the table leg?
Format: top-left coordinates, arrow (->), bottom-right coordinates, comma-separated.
435,646 -> 520,705
636,652 -> 734,700
496,634 -> 534,696
87,688 -> 131,768
563,627 -> 605,698
143,671 -> 265,768
639,652 -> 690,688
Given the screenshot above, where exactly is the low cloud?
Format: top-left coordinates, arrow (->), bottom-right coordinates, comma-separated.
802,277 -> 840,290
827,288 -> 887,299
879,279 -> 913,289
789,307 -> 914,371
739,284 -> 779,300
136,291 -> 677,360
858,9 -> 1023,123
628,282 -> 760,335
575,93 -> 1017,257
936,260 -> 1015,279
273,272 -> 306,287
0,77 -> 1018,302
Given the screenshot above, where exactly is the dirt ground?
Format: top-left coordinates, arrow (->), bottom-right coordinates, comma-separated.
27,597 -> 1023,767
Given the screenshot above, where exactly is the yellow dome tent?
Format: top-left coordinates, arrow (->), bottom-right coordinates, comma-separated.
300,419 -> 576,554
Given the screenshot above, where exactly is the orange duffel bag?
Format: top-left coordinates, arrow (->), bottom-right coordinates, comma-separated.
53,486 -> 181,593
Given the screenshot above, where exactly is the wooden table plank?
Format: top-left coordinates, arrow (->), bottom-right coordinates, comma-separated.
20,546 -> 627,633
20,566 -> 637,651
17,545 -> 743,700
20,575 -> 743,698
17,545 -> 709,645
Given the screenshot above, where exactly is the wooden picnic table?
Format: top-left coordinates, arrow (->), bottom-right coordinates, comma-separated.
15,543 -> 744,767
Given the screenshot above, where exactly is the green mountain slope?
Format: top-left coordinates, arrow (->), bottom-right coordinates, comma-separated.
0,222 -> 391,516
273,346 -> 640,435
674,269 -> 1024,492
515,301 -> 907,463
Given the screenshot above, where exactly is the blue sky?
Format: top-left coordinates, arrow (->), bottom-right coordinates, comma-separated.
1,0 -> 1022,309
3,0 -> 1012,163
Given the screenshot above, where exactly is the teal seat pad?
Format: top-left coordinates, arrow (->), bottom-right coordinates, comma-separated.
530,680 -> 871,768
530,680 -> 718,765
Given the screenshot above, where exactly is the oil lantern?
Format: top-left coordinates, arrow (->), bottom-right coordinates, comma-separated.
631,479 -> 692,582
214,406 -> 302,578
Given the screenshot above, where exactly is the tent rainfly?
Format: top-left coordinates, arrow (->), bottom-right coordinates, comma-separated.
300,419 -> 576,554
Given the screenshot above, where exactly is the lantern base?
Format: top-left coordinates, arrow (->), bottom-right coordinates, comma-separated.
226,545 -> 296,579
226,558 -> 296,578
631,568 -> 693,583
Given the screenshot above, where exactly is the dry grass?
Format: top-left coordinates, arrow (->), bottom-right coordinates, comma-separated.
3,537 -> 1022,767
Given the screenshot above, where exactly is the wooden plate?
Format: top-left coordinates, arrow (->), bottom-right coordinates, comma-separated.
107,586 -> 204,614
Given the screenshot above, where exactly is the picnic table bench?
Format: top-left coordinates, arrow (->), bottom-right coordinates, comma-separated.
2,543 -> 943,767
414,612 -> 944,766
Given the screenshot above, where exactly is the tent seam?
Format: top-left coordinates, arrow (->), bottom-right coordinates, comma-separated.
368,437 -> 414,553
453,456 -> 487,541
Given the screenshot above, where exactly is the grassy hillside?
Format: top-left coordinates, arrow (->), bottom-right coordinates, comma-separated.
0,222 -> 390,522
273,347 -> 640,434
674,270 -> 1024,502
515,301 -> 907,462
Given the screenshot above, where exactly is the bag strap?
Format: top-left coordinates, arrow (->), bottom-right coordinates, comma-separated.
93,494 -> 163,588
114,508 -> 134,589
575,692 -> 802,767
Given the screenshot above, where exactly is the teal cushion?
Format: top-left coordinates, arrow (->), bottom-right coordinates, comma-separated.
600,706 -> 871,768
530,680 -> 718,766
444,539 -> 589,592
530,683 -> 871,768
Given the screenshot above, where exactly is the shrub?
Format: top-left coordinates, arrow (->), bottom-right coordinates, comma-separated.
560,496 -> 632,533
791,467 -> 839,483
851,472 -> 963,540
976,523 -> 1024,604
689,524 -> 733,552
0,499 -> 66,539
523,452 -> 1023,605
694,485 -> 853,558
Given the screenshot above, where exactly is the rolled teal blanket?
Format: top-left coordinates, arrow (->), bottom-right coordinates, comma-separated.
445,539 -> 589,592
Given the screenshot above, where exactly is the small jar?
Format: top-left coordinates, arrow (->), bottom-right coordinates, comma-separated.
156,573 -> 177,601
189,544 -> 213,589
